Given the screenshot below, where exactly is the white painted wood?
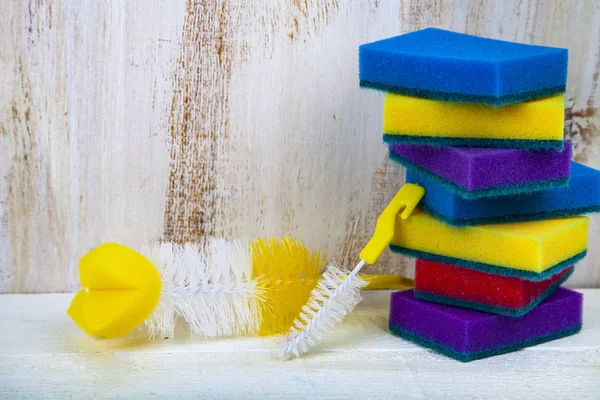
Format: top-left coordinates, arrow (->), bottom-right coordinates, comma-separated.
0,0 -> 187,292
2,0 -> 600,293
0,290 -> 599,399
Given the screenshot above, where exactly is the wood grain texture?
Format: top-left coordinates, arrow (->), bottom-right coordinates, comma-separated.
1,0 -> 599,292
1,290 -> 600,398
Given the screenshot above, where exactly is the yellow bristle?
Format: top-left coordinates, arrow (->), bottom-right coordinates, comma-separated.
251,237 -> 325,336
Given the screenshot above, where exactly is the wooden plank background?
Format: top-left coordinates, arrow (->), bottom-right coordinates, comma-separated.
1,0 -> 599,293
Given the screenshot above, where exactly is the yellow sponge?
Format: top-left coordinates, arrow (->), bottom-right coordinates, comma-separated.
383,94 -> 564,148
390,209 -> 588,280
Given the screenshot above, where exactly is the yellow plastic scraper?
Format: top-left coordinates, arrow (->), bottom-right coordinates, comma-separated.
67,242 -> 162,338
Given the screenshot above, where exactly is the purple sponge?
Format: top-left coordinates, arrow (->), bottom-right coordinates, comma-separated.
389,288 -> 582,362
389,142 -> 572,199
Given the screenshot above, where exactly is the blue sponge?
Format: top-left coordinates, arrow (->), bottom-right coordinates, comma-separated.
359,28 -> 568,105
406,161 -> 600,226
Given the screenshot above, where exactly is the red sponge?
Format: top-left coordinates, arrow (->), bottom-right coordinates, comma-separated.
414,259 -> 573,317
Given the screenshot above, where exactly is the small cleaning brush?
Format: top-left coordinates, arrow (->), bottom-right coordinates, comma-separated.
281,183 -> 424,359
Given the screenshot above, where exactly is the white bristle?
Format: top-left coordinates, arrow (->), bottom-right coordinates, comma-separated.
142,239 -> 263,339
281,261 -> 367,359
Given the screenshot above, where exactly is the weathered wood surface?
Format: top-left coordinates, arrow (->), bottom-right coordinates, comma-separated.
1,290 -> 599,399
1,0 -> 599,293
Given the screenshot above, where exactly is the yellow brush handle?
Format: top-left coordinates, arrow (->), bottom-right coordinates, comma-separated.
359,183 -> 425,265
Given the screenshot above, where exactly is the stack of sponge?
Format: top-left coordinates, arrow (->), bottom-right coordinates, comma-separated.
359,28 -> 600,362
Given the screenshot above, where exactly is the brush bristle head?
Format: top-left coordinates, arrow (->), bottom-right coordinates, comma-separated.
281,263 -> 367,360
142,240 -> 262,339
252,237 -> 326,336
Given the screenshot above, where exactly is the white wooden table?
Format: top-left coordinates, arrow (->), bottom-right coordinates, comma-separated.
1,290 -> 599,399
